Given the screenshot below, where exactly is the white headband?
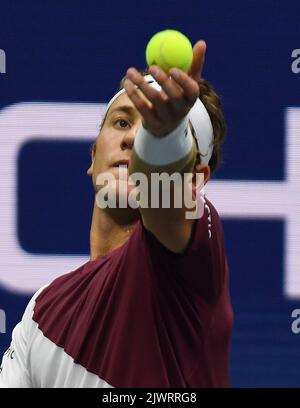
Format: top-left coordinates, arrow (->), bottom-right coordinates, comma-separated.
105,74 -> 213,165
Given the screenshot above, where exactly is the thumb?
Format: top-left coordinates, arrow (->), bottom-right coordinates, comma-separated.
188,40 -> 207,81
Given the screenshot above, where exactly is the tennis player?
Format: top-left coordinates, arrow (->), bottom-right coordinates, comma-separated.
0,40 -> 233,388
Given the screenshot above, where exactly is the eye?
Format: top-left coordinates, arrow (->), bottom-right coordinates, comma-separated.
114,119 -> 130,129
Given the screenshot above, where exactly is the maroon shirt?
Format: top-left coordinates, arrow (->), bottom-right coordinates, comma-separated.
33,198 -> 233,387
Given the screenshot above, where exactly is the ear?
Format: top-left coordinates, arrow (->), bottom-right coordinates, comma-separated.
193,163 -> 211,192
87,143 -> 96,176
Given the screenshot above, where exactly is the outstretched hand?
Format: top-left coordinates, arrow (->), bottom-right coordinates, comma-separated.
123,40 -> 207,137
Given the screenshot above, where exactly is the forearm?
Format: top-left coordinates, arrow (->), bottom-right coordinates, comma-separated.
129,118 -> 197,181
128,119 -> 198,254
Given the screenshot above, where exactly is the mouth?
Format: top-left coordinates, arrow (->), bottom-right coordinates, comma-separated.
113,160 -> 129,168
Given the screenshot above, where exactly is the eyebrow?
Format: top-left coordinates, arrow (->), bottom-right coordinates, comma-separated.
106,105 -> 137,119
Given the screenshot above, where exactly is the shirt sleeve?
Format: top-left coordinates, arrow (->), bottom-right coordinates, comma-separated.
0,286 -> 47,388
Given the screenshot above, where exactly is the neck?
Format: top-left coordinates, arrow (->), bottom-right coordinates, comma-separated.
90,200 -> 139,260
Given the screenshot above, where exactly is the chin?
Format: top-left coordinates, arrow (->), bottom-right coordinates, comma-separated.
95,180 -> 139,211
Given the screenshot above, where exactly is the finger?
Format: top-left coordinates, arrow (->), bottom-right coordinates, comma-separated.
148,65 -> 187,115
126,67 -> 167,104
188,40 -> 206,81
126,67 -> 173,122
169,68 -> 200,105
123,78 -> 161,129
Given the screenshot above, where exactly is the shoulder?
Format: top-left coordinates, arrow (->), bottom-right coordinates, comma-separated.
20,284 -> 49,331
32,260 -> 98,320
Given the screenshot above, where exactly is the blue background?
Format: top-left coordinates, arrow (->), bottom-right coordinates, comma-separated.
1,0 -> 300,387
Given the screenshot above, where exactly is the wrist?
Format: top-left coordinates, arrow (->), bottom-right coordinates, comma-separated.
134,116 -> 193,166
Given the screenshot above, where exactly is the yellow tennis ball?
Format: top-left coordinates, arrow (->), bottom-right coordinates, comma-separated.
146,29 -> 193,73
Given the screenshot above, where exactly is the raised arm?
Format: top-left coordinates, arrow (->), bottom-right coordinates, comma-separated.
124,41 -> 209,253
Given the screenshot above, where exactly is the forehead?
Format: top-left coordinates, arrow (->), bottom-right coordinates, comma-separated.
106,87 -> 150,118
106,92 -> 141,120
108,91 -> 134,112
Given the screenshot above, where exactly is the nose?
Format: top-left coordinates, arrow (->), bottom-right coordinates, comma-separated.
120,124 -> 139,151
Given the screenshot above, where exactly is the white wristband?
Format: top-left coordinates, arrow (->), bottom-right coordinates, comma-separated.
134,116 -> 193,166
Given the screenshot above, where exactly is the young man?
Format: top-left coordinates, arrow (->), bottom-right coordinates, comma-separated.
0,41 -> 233,388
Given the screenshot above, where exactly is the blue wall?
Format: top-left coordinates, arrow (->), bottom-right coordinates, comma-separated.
0,0 -> 300,387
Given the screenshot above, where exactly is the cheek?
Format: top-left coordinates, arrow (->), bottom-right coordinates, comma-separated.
95,132 -> 111,159
93,132 -> 119,173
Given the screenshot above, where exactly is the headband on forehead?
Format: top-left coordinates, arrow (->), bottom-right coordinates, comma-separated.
105,74 -> 213,165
